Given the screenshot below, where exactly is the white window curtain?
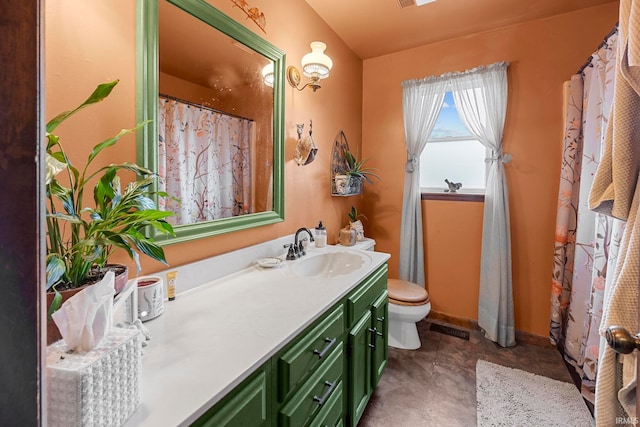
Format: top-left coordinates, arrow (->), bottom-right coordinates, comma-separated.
399,78 -> 448,286
400,62 -> 512,347
158,98 -> 253,225
449,62 -> 513,347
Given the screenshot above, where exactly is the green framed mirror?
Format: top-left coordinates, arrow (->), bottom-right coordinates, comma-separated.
137,0 -> 285,245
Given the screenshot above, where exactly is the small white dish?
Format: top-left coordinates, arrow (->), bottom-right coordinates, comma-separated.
256,257 -> 283,268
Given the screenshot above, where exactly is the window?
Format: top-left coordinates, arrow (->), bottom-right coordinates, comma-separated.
420,92 -> 487,193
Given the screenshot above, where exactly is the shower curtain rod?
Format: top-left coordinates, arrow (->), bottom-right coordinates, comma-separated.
159,93 -> 254,122
576,23 -> 619,75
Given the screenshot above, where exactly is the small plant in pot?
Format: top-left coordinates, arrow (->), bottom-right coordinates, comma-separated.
348,206 -> 367,242
46,80 -> 175,343
344,150 -> 380,193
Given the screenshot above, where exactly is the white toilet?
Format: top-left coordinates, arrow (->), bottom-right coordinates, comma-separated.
387,279 -> 431,350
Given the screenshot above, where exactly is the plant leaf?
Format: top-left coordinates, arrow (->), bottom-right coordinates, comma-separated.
87,121 -> 150,165
46,255 -> 66,290
115,162 -> 154,176
150,220 -> 175,235
47,212 -> 84,225
89,211 -> 103,221
48,181 -> 75,215
48,290 -> 63,319
134,195 -> 157,211
118,229 -> 168,264
46,80 -> 119,133
94,168 -> 118,211
46,132 -> 60,151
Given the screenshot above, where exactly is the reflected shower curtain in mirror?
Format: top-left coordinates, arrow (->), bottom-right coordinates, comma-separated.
158,98 -> 253,225
550,29 -> 618,404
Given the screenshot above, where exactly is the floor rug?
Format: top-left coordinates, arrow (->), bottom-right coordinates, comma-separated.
476,360 -> 593,427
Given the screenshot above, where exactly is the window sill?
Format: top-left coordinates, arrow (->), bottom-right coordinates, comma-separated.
421,190 -> 485,202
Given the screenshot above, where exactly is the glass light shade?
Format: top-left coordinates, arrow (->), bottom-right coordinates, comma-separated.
262,62 -> 274,87
301,41 -> 332,80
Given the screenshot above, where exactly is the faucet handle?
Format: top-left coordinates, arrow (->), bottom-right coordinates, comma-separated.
284,244 -> 297,261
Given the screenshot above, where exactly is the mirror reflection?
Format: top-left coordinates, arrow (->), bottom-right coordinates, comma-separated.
158,0 -> 274,226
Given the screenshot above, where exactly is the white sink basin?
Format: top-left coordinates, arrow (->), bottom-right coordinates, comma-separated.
293,251 -> 371,278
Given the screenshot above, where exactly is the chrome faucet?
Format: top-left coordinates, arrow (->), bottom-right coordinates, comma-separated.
295,227 -> 315,257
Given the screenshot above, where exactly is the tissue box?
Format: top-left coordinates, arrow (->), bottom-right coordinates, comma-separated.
46,328 -> 142,427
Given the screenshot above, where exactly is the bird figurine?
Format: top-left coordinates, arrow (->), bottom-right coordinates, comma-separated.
444,179 -> 462,193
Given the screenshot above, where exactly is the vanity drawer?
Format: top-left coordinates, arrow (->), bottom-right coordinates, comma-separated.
309,380 -> 343,427
279,342 -> 344,427
346,265 -> 388,326
277,304 -> 345,400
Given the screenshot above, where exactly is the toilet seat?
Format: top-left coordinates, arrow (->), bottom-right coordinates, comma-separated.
388,279 -> 430,306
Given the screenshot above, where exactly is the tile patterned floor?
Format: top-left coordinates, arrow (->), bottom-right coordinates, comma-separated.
359,319 -> 577,426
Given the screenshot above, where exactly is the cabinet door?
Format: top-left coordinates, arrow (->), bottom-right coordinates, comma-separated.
371,291 -> 388,389
192,369 -> 269,427
348,310 -> 371,426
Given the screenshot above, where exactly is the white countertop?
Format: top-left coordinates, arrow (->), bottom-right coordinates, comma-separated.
123,244 -> 390,426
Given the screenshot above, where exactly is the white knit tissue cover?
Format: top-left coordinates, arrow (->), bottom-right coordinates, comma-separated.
47,328 -> 142,427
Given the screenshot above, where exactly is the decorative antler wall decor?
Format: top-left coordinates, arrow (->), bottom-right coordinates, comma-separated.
230,0 -> 266,33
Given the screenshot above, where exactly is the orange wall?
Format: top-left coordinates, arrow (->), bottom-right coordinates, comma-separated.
361,3 -> 619,336
45,1 -> 620,337
45,1 -> 364,273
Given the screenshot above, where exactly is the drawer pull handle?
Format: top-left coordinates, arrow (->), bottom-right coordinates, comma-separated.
369,327 -> 382,337
313,337 -> 337,359
313,380 -> 337,406
377,316 -> 385,323
368,328 -> 379,350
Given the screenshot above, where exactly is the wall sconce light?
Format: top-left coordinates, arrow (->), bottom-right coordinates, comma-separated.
287,41 -> 333,92
262,62 -> 274,87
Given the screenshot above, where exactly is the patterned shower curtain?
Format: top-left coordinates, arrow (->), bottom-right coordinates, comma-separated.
550,29 -> 620,403
158,98 -> 253,225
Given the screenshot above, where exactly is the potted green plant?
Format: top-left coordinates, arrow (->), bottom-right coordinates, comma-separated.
348,206 -> 367,241
341,150 -> 380,194
45,80 -> 175,341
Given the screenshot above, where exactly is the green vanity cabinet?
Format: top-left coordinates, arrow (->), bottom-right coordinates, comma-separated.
371,291 -> 389,390
345,265 -> 389,427
191,263 -> 388,427
278,342 -> 344,426
275,305 -> 346,426
276,305 -> 345,403
347,310 -> 372,425
191,364 -> 271,427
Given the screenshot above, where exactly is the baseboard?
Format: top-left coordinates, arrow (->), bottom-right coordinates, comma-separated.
429,310 -> 555,349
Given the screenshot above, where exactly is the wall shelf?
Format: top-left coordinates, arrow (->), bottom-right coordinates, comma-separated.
330,131 -> 363,196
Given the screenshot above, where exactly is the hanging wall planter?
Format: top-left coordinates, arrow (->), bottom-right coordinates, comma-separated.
331,131 -> 363,196
330,131 -> 379,196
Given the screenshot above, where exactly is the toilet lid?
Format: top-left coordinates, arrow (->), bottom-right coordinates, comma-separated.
388,279 -> 429,304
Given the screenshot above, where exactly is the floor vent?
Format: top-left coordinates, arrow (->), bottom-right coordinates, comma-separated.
430,323 -> 470,341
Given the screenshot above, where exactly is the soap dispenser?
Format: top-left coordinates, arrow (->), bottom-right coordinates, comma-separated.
315,221 -> 327,248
